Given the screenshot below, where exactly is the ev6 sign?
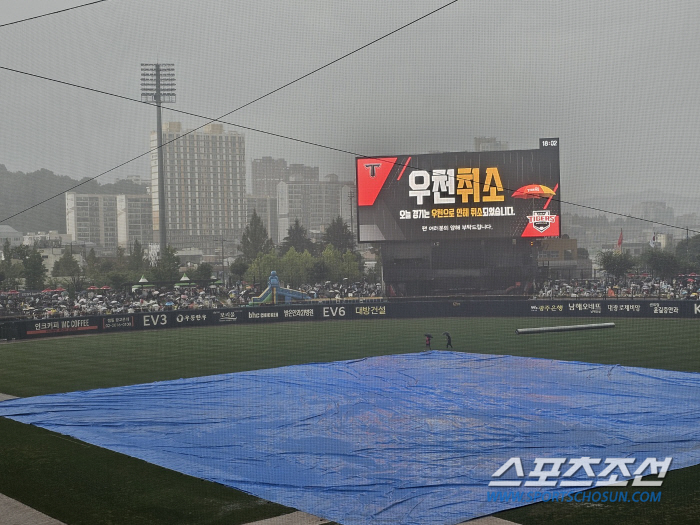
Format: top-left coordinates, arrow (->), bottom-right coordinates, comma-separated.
323,306 -> 345,318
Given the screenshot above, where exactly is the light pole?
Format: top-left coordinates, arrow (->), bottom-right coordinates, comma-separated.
219,238 -> 234,289
347,189 -> 356,238
141,63 -> 175,259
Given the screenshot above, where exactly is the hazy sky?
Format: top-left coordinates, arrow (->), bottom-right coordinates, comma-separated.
2,0 -> 699,224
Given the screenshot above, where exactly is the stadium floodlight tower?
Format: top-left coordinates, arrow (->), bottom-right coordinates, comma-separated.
141,63 -> 176,259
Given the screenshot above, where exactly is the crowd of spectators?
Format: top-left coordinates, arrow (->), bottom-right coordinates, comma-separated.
2,275 -> 697,319
296,280 -> 384,299
0,285 -> 226,320
0,279 -> 385,319
534,275 -> 700,300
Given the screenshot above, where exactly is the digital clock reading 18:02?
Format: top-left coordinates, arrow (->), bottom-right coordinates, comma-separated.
541,139 -> 559,147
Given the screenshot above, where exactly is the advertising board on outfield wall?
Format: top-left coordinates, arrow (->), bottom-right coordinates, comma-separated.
3,299 -> 699,341
356,139 -> 561,242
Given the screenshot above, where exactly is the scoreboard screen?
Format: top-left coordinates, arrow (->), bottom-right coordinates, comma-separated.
356,139 -> 560,242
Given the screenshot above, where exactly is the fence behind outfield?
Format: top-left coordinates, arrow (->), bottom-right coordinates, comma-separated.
1,299 -> 699,340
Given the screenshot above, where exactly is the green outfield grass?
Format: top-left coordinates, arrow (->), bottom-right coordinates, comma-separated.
1,317 -> 699,524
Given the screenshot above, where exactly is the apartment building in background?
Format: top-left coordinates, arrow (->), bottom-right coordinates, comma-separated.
65,193 -> 153,255
116,194 -> 153,251
151,122 -> 246,253
250,157 -> 354,243
250,156 -> 287,198
65,193 -> 118,255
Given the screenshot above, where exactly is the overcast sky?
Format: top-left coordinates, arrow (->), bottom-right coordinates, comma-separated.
1,0 -> 699,224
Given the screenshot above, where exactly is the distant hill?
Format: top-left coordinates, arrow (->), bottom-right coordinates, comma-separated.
0,164 -> 147,234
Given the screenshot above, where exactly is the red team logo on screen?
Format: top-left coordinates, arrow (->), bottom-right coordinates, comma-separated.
356,158 -> 397,206
521,210 -> 560,237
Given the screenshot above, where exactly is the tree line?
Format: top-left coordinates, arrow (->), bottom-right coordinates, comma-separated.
0,241 -> 47,291
230,212 -> 371,287
596,234 -> 700,281
1,212 -> 374,294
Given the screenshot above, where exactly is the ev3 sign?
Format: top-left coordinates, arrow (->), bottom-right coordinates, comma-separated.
142,313 -> 167,327
489,457 -> 672,487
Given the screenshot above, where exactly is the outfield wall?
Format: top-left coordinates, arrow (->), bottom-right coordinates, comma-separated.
2,299 -> 699,340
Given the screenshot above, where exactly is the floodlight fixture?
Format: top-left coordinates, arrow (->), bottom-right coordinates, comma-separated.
140,63 -> 176,257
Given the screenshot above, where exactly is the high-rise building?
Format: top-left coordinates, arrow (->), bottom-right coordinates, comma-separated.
151,122 -> 246,253
65,193 -> 118,254
116,194 -> 153,250
286,163 -> 319,183
277,173 -> 353,241
250,157 -> 287,197
249,156 -> 355,243
250,158 -> 320,196
66,193 -> 152,255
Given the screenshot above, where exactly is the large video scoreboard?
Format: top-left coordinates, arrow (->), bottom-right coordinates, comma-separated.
356,139 -> 560,242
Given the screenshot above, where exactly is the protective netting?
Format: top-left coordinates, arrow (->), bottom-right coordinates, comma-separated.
1,351 -> 699,525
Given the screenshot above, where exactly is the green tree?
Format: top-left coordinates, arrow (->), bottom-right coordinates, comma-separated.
596,250 -> 637,281
106,271 -> 130,291
45,277 -> 62,290
310,259 -> 329,283
86,248 -> 98,269
191,262 -> 214,282
279,247 -> 313,288
341,250 -> 362,282
3,261 -> 24,290
229,259 -> 249,284
364,245 -> 382,283
1,241 -> 22,290
239,210 -> 274,263
280,219 -> 314,256
640,249 -> 681,280
52,249 -> 84,290
244,251 -> 280,287
323,216 -> 355,254
129,239 -> 146,272
675,234 -> 700,273
318,245 -> 360,283
1,239 -> 11,270
84,248 -> 99,283
23,248 -> 48,290
11,244 -> 31,261
320,245 -> 344,282
115,245 -> 126,269
149,245 -> 181,283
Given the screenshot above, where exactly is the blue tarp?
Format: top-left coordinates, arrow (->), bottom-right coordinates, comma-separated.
1,351 -> 700,524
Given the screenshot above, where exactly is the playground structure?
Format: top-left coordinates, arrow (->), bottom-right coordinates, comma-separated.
249,271 -> 311,305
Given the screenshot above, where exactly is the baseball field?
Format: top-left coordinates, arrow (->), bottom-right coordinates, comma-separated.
1,316 -> 699,525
